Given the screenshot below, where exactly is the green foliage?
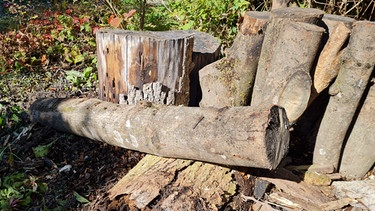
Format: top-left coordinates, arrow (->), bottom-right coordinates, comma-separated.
0,172 -> 48,210
66,66 -> 97,88
73,191 -> 90,204
167,0 -> 250,47
32,140 -> 57,158
0,103 -> 24,130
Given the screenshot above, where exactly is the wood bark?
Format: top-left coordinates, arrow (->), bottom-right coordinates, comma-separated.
30,97 -> 290,169
312,15 -> 354,99
339,80 -> 375,179
199,11 -> 269,107
108,156 -> 236,209
188,30 -> 221,106
251,8 -> 324,122
96,29 -> 194,105
95,29 -> 239,210
312,21 -> 375,173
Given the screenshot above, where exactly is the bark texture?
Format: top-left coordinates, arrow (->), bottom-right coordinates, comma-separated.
251,9 -> 324,122
30,97 -> 290,169
312,21 -> 375,173
188,30 -> 221,106
108,156 -> 235,209
339,81 -> 375,179
312,15 -> 355,99
96,29 -> 194,105
199,11 -> 269,107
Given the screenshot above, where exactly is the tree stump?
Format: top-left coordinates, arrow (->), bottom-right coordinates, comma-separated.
312,21 -> 375,173
251,7 -> 325,122
96,29 -> 194,105
199,11 -> 269,107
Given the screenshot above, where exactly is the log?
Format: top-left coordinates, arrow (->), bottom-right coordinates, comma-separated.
188,30 -> 221,106
95,29 -> 235,210
313,15 -> 354,96
312,21 -> 375,173
251,8 -> 324,122
199,11 -> 269,107
339,80 -> 375,179
108,156 -> 235,209
29,97 -> 290,169
96,29 -> 194,105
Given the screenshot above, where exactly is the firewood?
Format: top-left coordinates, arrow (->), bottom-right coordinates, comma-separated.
312,21 -> 375,173
251,8 -> 324,122
30,97 -> 290,169
188,30 -> 221,106
311,15 -> 355,102
339,80 -> 375,179
252,7 -> 324,109
199,11 -> 269,107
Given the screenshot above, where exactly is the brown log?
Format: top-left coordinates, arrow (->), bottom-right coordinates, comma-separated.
96,29 -> 194,105
251,8 -> 324,122
30,97 -> 290,169
312,21 -> 375,173
313,15 -> 354,96
199,11 -> 269,107
339,80 -> 375,179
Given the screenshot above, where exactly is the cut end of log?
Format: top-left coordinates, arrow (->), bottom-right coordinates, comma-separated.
265,106 -> 290,169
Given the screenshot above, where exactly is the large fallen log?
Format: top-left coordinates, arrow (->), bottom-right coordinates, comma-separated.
312,21 -> 375,173
29,97 -> 289,169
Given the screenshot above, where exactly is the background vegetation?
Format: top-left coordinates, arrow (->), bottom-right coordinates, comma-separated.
1,0 -> 374,209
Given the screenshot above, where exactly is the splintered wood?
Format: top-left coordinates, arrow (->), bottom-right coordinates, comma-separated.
96,29 -> 194,105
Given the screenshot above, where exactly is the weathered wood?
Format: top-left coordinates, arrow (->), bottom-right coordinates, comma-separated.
109,157 -> 236,210
30,97 -> 290,169
96,29 -> 193,105
312,21 -> 375,173
312,15 -> 355,100
188,30 -> 221,106
254,21 -> 324,122
257,168 -> 331,210
339,80 -> 375,179
251,8 -> 324,122
199,11 -> 269,107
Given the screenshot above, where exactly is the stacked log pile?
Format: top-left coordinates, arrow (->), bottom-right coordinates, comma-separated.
29,6 -> 375,210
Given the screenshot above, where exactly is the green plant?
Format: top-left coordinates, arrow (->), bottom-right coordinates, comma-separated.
66,66 -> 97,88
167,0 -> 250,48
0,173 -> 48,210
